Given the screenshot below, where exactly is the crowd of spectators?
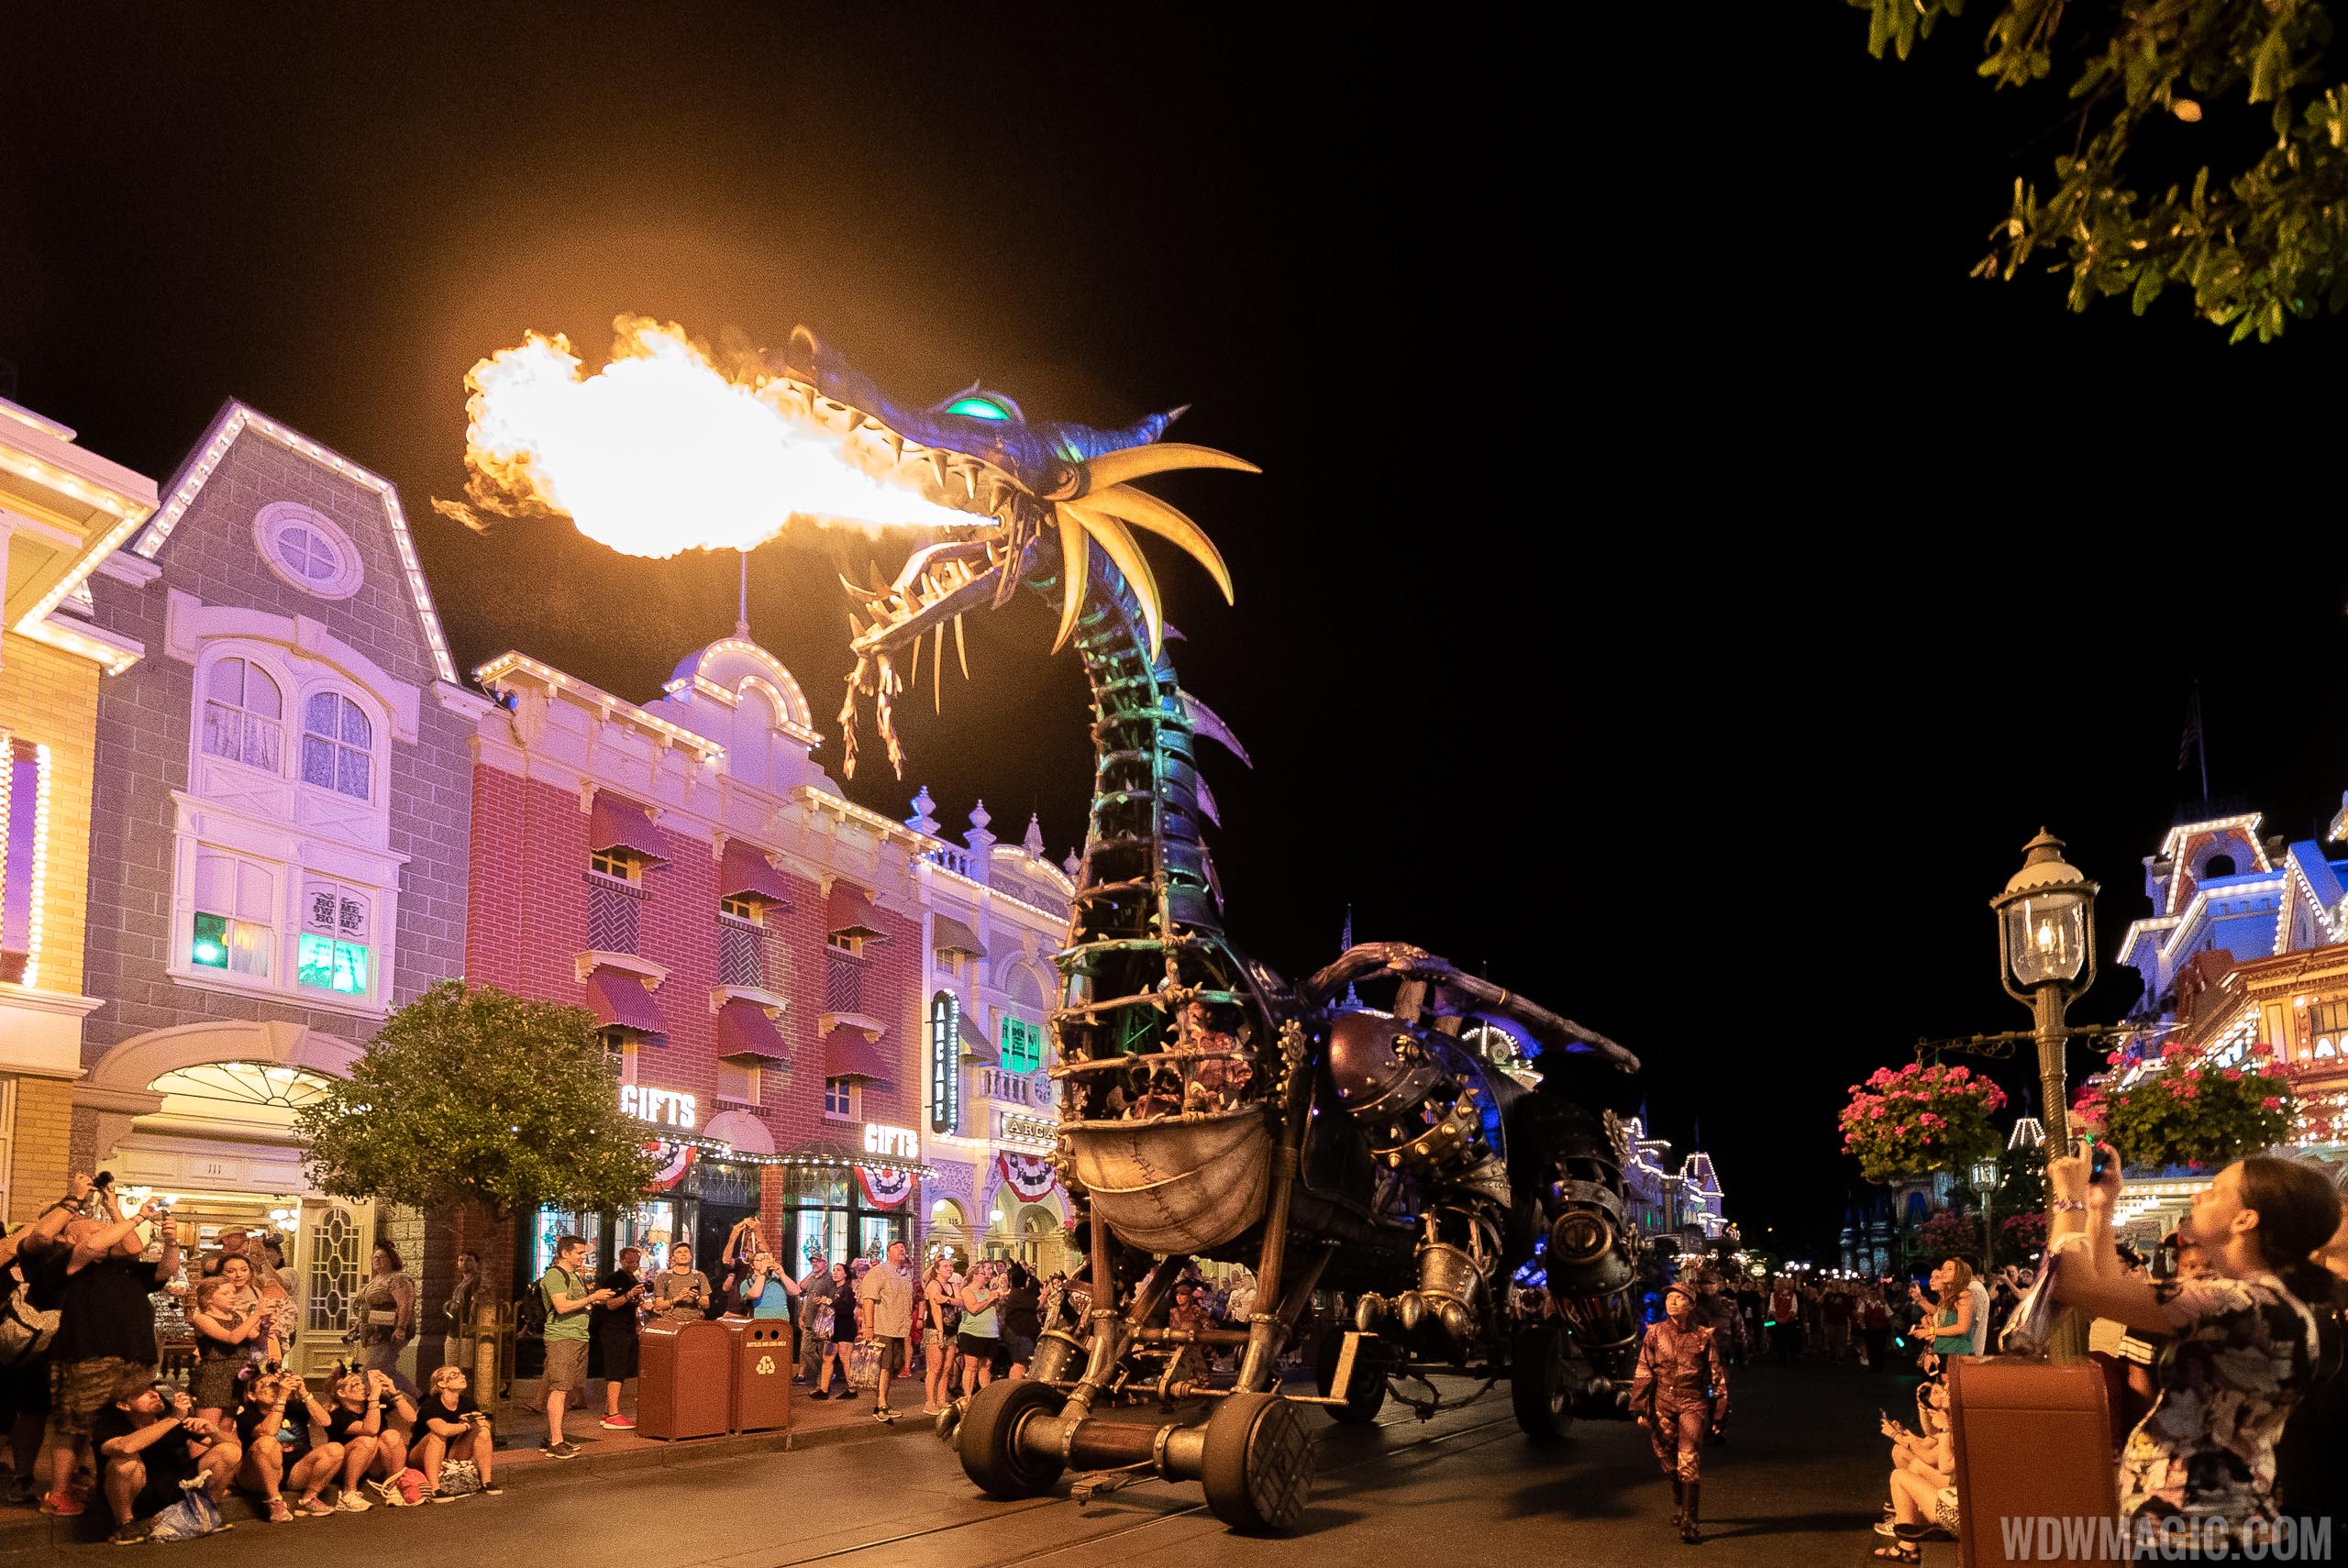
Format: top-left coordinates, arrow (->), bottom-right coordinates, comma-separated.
0,1171 -> 508,1544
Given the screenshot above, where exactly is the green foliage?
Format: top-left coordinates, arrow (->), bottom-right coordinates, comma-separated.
1999,1139 -> 2049,1214
1849,0 -> 2348,339
295,980 -> 659,1220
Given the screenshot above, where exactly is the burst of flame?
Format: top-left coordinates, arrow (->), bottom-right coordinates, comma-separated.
442,315 -> 970,558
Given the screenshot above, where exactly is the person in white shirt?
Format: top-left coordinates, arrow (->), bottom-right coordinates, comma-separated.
1964,1272 -> 1992,1357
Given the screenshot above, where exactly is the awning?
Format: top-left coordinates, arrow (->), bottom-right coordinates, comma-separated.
825,881 -> 891,941
714,999 -> 791,1063
719,838 -> 792,907
585,967 -> 666,1036
823,1023 -> 896,1086
589,793 -> 668,865
930,914 -> 987,959
702,1109 -> 776,1155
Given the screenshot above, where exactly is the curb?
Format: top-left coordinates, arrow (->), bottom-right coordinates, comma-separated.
0,1414 -> 936,1556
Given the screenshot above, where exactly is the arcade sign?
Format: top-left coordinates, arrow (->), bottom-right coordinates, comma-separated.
862,1121 -> 919,1159
620,1084 -> 697,1129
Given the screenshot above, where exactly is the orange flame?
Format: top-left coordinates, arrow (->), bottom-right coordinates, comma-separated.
439,316 -> 970,558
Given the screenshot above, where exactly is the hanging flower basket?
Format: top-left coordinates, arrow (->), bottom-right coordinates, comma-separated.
2093,1044 -> 2311,1172
1911,1203 -> 1985,1261
1838,1062 -> 2008,1185
1999,1210 -> 2047,1257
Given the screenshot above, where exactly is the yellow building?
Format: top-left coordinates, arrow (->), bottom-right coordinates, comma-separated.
0,397 -> 155,1222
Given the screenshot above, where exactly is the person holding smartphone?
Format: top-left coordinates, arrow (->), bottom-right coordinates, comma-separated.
41,1192 -> 181,1518
94,1371 -> 239,1544
233,1371 -> 343,1521
323,1367 -> 414,1509
186,1277 -> 261,1426
414,1364 -> 501,1500
535,1235 -> 612,1460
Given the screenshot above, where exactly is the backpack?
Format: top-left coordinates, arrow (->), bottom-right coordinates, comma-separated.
0,1286 -> 58,1366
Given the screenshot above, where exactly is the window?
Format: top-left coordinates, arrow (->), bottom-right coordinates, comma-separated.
1,739 -> 42,985
191,848 -> 275,978
601,1031 -> 638,1084
254,502 -> 363,599
296,878 -> 371,996
200,657 -> 283,772
2204,854 -> 2237,879
930,991 -> 962,1134
718,1059 -> 760,1104
2311,999 -> 2348,1036
591,847 -> 642,883
720,894 -> 762,924
827,932 -> 864,956
825,1077 -> 855,1117
1000,1015 -> 1045,1076
300,692 -> 372,801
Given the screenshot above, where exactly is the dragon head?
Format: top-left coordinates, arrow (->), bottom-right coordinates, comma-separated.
770,327 -> 1257,777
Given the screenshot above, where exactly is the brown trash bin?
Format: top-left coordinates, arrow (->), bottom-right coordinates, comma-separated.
638,1317 -> 732,1441
1948,1355 -> 2122,1568
723,1316 -> 794,1433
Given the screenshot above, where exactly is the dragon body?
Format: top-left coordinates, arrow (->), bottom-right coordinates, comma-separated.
768,331 -> 1651,1528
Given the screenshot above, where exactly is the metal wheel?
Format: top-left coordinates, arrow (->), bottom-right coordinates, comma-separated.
1313,1331 -> 1388,1424
1201,1390 -> 1315,1532
957,1377 -> 1067,1499
1511,1321 -> 1573,1441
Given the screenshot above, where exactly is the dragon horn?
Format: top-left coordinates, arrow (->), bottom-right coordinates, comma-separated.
1077,483 -> 1234,605
953,611 -> 970,680
1080,443 -> 1260,491
1064,503 -> 1163,659
1050,504 -> 1092,655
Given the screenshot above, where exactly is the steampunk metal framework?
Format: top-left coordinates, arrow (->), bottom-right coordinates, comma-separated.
781,330 -> 1648,1529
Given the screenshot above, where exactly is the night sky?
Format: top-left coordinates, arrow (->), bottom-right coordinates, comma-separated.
8,6 -> 2348,1256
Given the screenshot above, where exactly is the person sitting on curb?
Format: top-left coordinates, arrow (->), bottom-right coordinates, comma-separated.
234,1370 -> 342,1522
324,1367 -> 415,1510
414,1364 -> 501,1502
94,1373 -> 240,1545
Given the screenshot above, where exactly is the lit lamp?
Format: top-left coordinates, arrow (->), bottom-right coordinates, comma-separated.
1971,1156 -> 2003,1275
1991,829 -> 2099,1149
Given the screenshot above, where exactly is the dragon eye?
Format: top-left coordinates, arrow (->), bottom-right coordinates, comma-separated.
944,396 -> 1013,422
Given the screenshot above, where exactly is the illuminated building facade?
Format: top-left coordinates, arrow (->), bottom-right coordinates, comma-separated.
1616,1114 -> 1733,1245
69,402 -> 482,1378
0,397 -> 155,1224
2100,810 -> 2348,1230
465,635 -> 1080,1291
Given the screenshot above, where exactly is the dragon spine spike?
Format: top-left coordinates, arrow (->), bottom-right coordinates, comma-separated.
1080,442 -> 1262,491
1050,505 -> 1094,654
1195,767 -> 1222,828
1063,502 -> 1164,658
1178,688 -> 1251,767
1080,483 -> 1235,605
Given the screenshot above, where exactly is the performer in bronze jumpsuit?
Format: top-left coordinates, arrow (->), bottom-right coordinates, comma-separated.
1632,1280 -> 1729,1544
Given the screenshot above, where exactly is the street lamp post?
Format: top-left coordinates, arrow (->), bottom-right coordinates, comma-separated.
1991,829 -> 2099,1151
1971,1156 -> 2003,1276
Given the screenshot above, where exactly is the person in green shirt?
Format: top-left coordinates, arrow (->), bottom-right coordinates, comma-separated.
537,1236 -> 614,1459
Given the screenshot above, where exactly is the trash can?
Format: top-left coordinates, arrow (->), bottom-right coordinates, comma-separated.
638,1317 -> 731,1441
724,1316 -> 793,1433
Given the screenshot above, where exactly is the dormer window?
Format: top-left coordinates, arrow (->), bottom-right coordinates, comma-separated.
201,657 -> 283,771
301,691 -> 373,801
2204,854 -> 2237,878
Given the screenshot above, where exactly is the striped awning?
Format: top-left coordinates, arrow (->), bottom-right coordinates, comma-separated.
825,881 -> 890,941
589,793 -> 668,864
823,1024 -> 895,1086
719,838 -> 792,907
714,998 -> 790,1063
585,967 -> 665,1036
930,914 -> 987,959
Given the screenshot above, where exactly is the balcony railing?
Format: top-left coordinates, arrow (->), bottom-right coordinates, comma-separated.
719,919 -> 764,988
586,874 -> 642,954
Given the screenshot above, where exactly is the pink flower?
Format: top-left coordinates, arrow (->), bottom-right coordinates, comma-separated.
2222,1067 -> 2243,1082
1893,1124 -> 1908,1135
2176,1086 -> 2198,1100
1871,1107 -> 1886,1120
2262,1096 -> 2283,1111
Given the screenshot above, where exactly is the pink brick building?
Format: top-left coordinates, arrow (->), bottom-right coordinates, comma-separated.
465,634 -> 1076,1293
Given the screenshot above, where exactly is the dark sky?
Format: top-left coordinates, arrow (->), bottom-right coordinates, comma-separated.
7,6 -> 2346,1256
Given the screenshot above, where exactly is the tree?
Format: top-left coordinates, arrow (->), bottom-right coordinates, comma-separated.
296,980 -> 659,1218
1850,0 -> 2348,340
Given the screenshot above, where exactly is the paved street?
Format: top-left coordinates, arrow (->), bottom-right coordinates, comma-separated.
6,1361 -> 1950,1567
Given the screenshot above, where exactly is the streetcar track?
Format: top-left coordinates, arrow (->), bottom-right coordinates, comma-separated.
759,1404 -> 1523,1568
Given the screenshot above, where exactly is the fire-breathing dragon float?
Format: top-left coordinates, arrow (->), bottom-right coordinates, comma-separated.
453,320 -> 1653,1530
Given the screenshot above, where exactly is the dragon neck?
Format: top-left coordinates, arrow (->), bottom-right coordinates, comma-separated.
1025,558 -> 1257,1087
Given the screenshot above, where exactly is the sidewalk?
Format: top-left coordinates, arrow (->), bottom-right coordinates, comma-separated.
0,1375 -> 937,1556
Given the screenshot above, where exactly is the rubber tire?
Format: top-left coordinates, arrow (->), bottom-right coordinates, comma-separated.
1312,1331 -> 1389,1424
957,1377 -> 1067,1500
1200,1390 -> 1315,1533
1511,1322 -> 1574,1441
